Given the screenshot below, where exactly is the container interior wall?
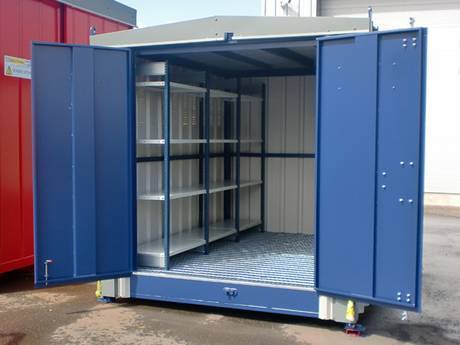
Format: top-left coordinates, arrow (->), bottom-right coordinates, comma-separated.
265,76 -> 316,235
240,90 -> 263,225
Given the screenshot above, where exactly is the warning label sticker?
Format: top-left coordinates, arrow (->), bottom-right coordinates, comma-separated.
4,55 -> 31,79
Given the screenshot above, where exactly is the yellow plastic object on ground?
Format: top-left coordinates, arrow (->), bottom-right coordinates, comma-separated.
346,300 -> 356,323
95,280 -> 102,299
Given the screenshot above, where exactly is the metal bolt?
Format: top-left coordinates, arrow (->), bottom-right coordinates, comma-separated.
406,298 -> 411,303
403,44 -> 407,48
400,161 -> 405,166
408,199 -> 414,204
412,37 -> 417,41
337,86 -> 342,91
382,185 -> 387,189
403,38 -> 408,42
407,293 -> 411,297
382,172 -> 387,176
412,43 -> 417,47
399,198 -> 404,203
338,65 -> 342,70
397,297 -> 402,301
409,161 -> 414,166
397,292 -> 402,296
392,85 -> 396,90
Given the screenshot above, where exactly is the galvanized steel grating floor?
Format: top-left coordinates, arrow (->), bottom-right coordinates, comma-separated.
142,231 -> 315,288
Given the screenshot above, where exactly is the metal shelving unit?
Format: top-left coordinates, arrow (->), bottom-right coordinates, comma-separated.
136,62 -> 265,269
137,139 -> 206,144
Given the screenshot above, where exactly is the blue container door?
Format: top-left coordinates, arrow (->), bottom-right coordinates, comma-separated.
32,43 -> 135,287
315,28 -> 426,310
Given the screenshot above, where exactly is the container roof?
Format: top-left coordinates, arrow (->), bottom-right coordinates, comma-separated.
90,16 -> 368,48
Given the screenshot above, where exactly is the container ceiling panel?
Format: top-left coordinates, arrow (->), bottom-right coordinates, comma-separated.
235,49 -> 306,69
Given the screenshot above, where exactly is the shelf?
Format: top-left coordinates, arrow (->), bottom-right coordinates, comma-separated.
209,180 -> 263,193
136,81 -> 262,102
136,81 -> 206,94
138,184 -> 206,201
138,228 -> 206,267
210,220 -> 237,241
138,180 -> 262,201
240,219 -> 262,232
209,139 -> 238,144
241,95 -> 263,102
137,218 -> 260,267
210,89 -> 238,99
138,139 -> 260,145
209,180 -> 237,193
137,139 -> 206,145
240,180 -> 263,188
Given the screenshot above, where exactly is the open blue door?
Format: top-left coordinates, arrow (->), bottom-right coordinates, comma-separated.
315,28 -> 426,310
32,43 -> 135,287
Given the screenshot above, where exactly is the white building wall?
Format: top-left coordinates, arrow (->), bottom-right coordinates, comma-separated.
263,0 -> 460,207
261,0 -> 318,16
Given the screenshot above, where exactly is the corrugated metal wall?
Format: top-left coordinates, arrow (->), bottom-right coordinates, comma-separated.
0,0 -> 60,274
240,96 -> 263,227
265,76 -> 316,235
64,6 -> 130,44
0,0 -> 132,274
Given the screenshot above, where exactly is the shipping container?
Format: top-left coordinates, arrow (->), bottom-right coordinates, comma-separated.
0,0 -> 135,274
31,16 -> 426,324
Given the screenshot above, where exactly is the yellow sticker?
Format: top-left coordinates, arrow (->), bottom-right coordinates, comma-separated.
4,55 -> 31,79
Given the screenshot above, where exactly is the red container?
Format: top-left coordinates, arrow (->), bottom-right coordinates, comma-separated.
0,0 -> 133,274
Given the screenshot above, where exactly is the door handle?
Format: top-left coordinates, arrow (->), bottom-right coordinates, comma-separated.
44,259 -> 53,286
223,287 -> 238,298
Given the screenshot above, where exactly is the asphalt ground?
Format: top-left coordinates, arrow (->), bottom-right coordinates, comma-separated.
0,214 -> 459,345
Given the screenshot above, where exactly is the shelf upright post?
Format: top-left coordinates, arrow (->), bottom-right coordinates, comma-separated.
203,71 -> 210,254
198,92 -> 204,229
235,78 -> 241,241
163,61 -> 171,269
261,84 -> 266,232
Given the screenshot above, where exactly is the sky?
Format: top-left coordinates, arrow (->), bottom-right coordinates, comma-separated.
118,0 -> 261,28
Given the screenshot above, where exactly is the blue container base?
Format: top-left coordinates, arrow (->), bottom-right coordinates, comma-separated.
130,273 -> 319,318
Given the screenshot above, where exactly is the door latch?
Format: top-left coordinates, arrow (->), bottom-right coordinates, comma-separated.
44,259 -> 53,286
223,287 -> 238,298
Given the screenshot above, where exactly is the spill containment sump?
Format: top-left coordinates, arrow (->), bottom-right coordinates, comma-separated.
140,230 -> 315,288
